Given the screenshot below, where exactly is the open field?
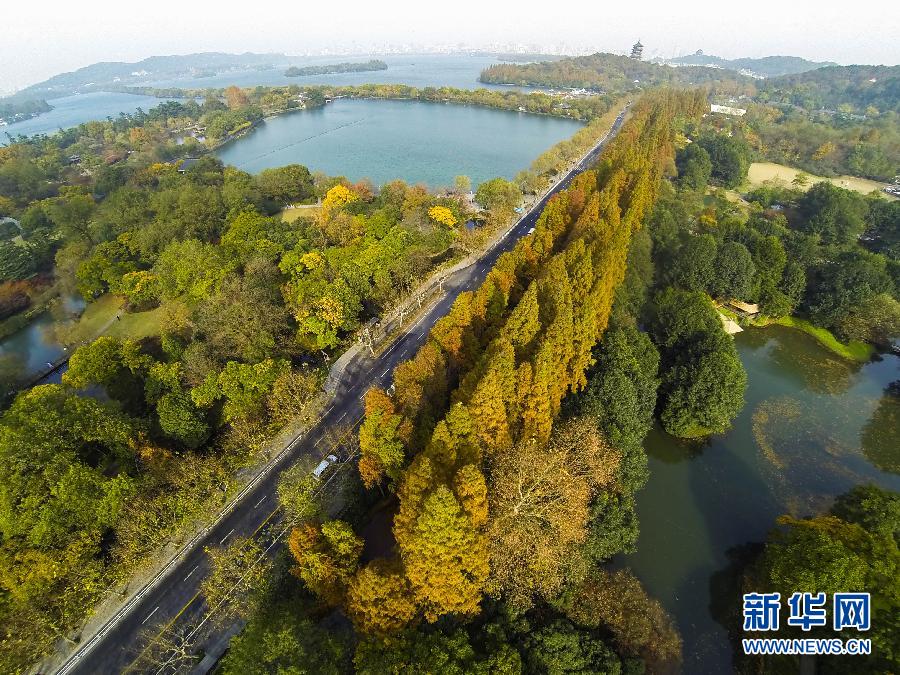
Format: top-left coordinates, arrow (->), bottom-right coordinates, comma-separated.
746,162 -> 896,199
59,294 -> 165,344
281,205 -> 321,223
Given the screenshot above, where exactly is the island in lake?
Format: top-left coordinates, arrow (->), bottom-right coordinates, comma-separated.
284,59 -> 388,77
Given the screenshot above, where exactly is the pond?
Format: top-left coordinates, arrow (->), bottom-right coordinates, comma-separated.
0,295 -> 85,390
216,98 -> 583,187
623,325 -> 900,672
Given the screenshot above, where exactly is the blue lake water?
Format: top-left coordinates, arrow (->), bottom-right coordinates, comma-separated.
216,98 -> 583,187
2,55 -> 531,141
0,92 -> 176,141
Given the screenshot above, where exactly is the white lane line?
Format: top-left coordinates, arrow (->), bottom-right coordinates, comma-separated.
253,496 -> 266,509
381,368 -> 390,378
141,606 -> 160,625
337,411 -> 348,424
219,528 -> 235,545
183,565 -> 199,582
325,405 -> 335,415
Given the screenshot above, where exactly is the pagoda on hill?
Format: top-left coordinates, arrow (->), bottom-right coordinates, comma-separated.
630,40 -> 644,60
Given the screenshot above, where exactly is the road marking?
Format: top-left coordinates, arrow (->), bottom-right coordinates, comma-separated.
337,410 -> 347,424
253,496 -> 266,509
141,607 -> 159,625
219,528 -> 234,545
380,368 -> 390,378
183,565 -> 199,582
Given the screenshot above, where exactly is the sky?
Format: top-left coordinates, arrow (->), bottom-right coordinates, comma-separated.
2,0 -> 899,93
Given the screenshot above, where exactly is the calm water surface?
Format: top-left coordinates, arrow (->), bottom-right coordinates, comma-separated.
2,55 -> 527,141
0,92 -> 176,141
216,98 -> 582,187
0,295 -> 84,388
146,54 -> 524,91
624,325 -> 900,672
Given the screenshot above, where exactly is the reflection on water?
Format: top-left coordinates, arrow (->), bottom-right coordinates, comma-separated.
861,382 -> 900,474
0,295 -> 85,389
623,325 -> 900,673
216,98 -> 583,187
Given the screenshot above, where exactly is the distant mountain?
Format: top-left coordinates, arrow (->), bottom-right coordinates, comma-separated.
3,52 -> 288,103
662,51 -> 836,77
759,64 -> 900,113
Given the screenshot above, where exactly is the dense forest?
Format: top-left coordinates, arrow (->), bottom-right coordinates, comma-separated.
664,120 -> 899,349
205,89 -> 710,674
479,53 -> 754,95
0,79 -> 630,670
480,58 -> 900,181
734,484 -> 900,673
663,53 -> 835,77
0,56 -> 896,670
755,64 -> 900,115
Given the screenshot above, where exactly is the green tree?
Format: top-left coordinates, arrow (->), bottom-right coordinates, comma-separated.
835,293 -> 900,346
668,234 -> 717,293
806,250 -> 893,331
221,604 -> 349,675
578,324 -> 659,456
697,133 -> 750,188
710,240 -> 755,300
256,164 -> 314,204
660,332 -> 747,437
355,627 -> 521,675
795,182 -> 869,246
522,620 -> 622,675
156,391 -> 209,448
0,385 -> 137,548
0,241 -> 34,281
675,142 -> 712,192
277,463 -> 324,525
153,239 -> 235,301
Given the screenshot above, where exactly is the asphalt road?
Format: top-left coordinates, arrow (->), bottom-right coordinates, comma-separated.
56,107 -> 628,675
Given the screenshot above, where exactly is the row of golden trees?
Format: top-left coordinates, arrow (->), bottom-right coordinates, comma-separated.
289,89 -> 708,636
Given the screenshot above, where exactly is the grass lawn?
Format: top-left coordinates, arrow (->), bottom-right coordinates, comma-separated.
281,206 -> 321,223
745,162 -> 895,200
61,294 -> 165,344
774,316 -> 874,362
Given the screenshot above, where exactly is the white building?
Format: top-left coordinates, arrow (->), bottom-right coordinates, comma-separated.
710,104 -> 747,117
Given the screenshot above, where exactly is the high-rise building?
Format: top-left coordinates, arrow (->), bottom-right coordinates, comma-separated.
630,40 -> 644,60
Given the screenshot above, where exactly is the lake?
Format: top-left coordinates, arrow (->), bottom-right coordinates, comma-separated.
216,98 -> 583,187
0,92 -> 176,142
1,55 -> 530,141
624,325 -> 900,672
145,53 -> 527,91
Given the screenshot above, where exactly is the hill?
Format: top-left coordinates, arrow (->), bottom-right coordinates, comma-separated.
663,52 -> 836,77
3,52 -> 288,103
479,52 -> 753,94
759,64 -> 900,113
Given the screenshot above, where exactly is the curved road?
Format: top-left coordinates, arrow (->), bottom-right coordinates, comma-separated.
55,106 -> 628,675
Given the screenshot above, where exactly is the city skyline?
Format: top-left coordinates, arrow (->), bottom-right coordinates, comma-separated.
2,0 -> 898,93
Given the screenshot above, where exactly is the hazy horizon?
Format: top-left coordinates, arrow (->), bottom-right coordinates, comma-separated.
3,0 -> 899,94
